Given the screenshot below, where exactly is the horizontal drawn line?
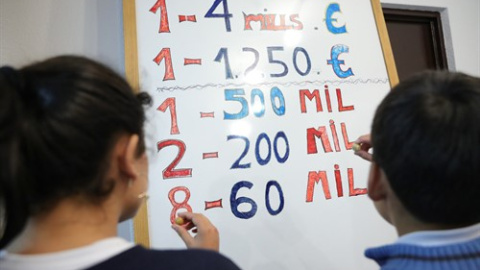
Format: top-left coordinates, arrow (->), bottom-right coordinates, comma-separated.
205,199 -> 223,210
203,152 -> 219,159
184,58 -> 202,65
178,15 -> 197,22
200,112 -> 215,118
156,78 -> 390,92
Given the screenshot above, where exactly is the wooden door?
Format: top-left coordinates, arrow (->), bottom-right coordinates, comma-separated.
383,8 -> 448,81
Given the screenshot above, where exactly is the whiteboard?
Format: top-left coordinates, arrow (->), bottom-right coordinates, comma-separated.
123,0 -> 399,269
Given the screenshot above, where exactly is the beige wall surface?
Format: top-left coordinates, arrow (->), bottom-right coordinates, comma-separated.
0,1 -> 124,74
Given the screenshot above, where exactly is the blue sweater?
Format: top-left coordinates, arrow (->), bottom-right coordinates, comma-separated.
365,236 -> 480,269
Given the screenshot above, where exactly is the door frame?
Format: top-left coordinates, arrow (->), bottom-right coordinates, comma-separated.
381,3 -> 456,71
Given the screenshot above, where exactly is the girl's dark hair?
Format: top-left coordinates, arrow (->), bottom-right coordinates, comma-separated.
0,55 -> 151,248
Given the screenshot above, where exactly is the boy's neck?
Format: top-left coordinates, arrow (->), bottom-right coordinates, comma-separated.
383,179 -> 465,236
391,201 -> 466,236
396,219 -> 463,236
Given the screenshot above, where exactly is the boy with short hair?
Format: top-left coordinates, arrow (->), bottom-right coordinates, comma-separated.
354,71 -> 480,269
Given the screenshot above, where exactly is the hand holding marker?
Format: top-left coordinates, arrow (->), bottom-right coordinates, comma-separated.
352,134 -> 373,162
172,212 -> 220,251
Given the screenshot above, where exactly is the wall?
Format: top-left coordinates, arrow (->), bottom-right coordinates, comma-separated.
0,0 -> 478,244
0,0 -> 133,241
0,1 -> 124,73
381,0 -> 480,76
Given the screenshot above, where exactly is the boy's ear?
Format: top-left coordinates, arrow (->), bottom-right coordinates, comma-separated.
119,134 -> 140,180
367,162 -> 387,201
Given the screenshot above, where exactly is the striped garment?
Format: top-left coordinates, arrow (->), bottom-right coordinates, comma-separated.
365,236 -> 480,269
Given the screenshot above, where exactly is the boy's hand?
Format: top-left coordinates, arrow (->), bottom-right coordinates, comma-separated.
353,134 -> 373,162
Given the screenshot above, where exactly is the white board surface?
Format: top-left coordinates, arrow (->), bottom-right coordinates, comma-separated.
131,0 -> 397,269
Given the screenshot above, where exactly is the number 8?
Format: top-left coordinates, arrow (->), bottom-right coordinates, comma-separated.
168,186 -> 193,224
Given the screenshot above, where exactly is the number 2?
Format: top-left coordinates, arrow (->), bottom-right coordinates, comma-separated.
157,140 -> 192,179
227,135 -> 251,169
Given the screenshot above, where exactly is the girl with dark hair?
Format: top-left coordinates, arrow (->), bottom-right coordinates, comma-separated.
0,56 -> 240,270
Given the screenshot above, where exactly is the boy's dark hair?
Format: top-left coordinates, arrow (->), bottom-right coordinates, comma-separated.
0,55 -> 151,248
371,71 -> 480,226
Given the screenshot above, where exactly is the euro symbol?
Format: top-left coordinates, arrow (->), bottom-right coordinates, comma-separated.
327,45 -> 354,79
325,3 -> 347,34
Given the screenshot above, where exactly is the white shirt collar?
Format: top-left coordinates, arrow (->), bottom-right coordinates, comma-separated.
0,237 -> 134,270
395,222 -> 480,247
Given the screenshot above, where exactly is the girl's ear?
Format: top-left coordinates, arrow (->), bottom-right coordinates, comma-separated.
118,134 -> 141,180
367,162 -> 387,201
